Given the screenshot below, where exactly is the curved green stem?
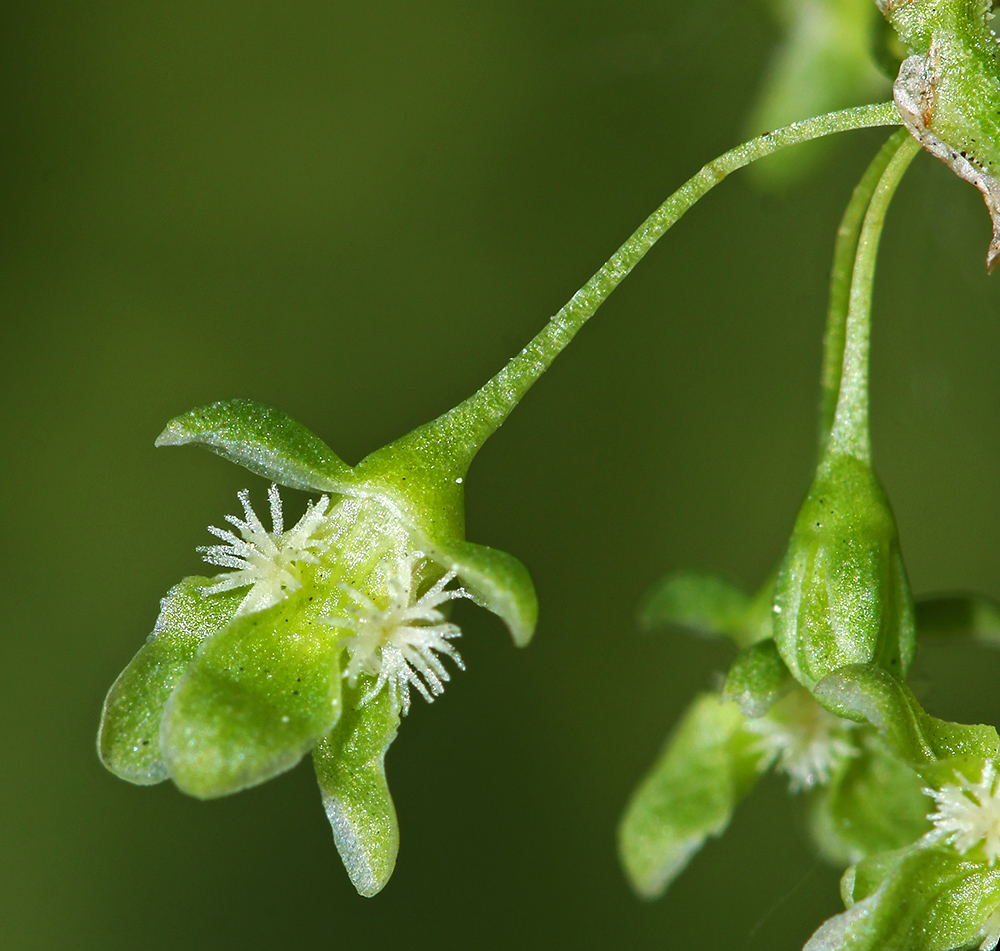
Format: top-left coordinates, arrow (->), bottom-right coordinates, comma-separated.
825,134 -> 920,463
419,102 -> 901,472
818,128 -> 912,458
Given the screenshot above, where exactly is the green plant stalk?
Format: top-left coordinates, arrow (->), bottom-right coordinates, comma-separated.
825,133 -> 920,462
412,102 -> 902,475
818,127 -> 912,458
772,134 -> 920,692
637,127 -> 914,659
355,104 -> 901,545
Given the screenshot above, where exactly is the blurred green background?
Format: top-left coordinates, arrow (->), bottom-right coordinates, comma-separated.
4,2 -> 1000,948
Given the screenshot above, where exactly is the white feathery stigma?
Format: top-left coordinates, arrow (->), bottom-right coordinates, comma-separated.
331,551 -> 469,717
199,484 -> 331,615
745,691 -> 858,792
926,761 -> 1000,866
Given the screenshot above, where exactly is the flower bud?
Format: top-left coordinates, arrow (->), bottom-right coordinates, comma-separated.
773,453 -> 915,693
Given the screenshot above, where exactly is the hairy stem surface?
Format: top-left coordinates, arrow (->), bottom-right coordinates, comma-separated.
826,134 -> 921,462
818,128 -> 912,458
433,102 -> 902,468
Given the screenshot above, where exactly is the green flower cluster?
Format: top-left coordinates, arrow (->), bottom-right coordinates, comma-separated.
620,3 -> 1000,944
96,0 -> 1000,939
98,90 -> 904,902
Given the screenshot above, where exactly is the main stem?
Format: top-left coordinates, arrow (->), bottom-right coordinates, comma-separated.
825,135 -> 921,462
434,102 -> 901,467
817,129 -> 912,458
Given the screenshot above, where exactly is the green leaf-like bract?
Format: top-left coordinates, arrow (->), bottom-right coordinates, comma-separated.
98,577 -> 243,784
161,585 -> 343,798
313,684 -> 400,898
618,693 -> 766,899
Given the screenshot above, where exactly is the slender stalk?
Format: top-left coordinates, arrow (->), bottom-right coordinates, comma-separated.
825,135 -> 921,462
431,102 -> 901,466
818,128 -> 911,458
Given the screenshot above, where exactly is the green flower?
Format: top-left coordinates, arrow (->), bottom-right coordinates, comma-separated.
98,389 -> 539,897
618,602 -> 930,899
770,130 -> 920,693
805,663 -> 1000,951
620,129 -> 931,902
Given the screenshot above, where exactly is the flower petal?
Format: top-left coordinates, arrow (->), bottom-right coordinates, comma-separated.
805,844 -> 1000,951
313,684 -> 400,898
639,570 -> 774,649
155,399 -> 354,492
160,586 -> 342,798
806,731 -> 931,867
722,639 -> 794,717
97,577 -> 242,784
618,693 -> 768,900
427,538 -> 537,647
814,663 -> 1000,783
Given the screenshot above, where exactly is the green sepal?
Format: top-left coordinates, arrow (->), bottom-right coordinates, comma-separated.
804,843 -> 1000,951
806,730 -> 931,867
773,454 -> 915,692
916,594 -> 1000,647
98,577 -> 243,784
161,585 -> 342,798
722,639 -> 794,718
313,684 -> 401,898
638,570 -> 774,649
155,399 -> 354,492
813,663 -> 999,784
618,693 -> 766,899
427,538 -> 537,647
